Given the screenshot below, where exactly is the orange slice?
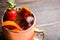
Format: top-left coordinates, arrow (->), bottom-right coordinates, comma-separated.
2,21 -> 22,32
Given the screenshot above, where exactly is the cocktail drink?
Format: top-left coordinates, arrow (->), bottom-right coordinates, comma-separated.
2,0 -> 45,40
2,7 -> 44,40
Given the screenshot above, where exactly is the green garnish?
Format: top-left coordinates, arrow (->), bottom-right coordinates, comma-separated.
7,0 -> 16,8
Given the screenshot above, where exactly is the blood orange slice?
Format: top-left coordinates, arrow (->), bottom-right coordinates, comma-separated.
2,21 -> 22,32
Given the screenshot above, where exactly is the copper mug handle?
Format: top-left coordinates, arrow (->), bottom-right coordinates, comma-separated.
34,28 -> 45,40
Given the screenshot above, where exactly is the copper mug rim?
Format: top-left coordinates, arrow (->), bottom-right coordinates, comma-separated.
1,7 -> 36,32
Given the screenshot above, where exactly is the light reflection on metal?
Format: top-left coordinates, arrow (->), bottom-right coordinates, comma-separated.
37,21 -> 60,27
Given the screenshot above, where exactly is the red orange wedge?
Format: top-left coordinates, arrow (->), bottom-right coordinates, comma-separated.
2,21 -> 22,32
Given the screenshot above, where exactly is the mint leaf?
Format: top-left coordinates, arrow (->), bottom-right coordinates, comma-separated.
7,0 -> 16,8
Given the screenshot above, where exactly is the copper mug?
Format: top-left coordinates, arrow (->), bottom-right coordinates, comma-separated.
2,7 -> 45,40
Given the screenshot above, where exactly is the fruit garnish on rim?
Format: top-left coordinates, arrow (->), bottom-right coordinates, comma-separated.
2,21 -> 23,32
2,0 -> 20,32
4,0 -> 17,21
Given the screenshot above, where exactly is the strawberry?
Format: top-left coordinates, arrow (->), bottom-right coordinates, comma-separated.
4,0 -> 17,21
5,8 -> 17,21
